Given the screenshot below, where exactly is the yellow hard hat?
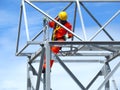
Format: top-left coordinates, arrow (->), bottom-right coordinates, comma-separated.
58,11 -> 67,21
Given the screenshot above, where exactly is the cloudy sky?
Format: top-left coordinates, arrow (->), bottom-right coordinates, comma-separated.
0,0 -> 120,90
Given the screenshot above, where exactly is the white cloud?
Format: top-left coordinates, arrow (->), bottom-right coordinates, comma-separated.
0,10 -> 19,27
0,79 -> 26,90
1,80 -> 19,89
0,62 -> 27,90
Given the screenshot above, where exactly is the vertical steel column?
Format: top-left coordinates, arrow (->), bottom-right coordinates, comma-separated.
104,63 -> 111,90
45,41 -> 51,90
27,61 -> 32,90
16,5 -> 23,53
43,73 -> 46,90
112,78 -> 118,90
71,3 -> 77,51
72,2 -> 77,39
76,0 -> 87,40
22,0 -> 30,41
36,47 -> 45,90
97,61 -> 120,90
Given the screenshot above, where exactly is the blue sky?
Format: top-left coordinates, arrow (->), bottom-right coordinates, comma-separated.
0,0 -> 120,90
0,0 -> 27,90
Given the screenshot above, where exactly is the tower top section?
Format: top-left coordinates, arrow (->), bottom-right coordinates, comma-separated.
28,0 -> 120,2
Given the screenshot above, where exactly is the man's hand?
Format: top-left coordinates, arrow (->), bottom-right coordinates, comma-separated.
64,34 -> 69,40
43,17 -> 49,26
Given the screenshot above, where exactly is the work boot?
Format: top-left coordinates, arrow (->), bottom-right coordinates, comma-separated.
42,68 -> 45,73
42,68 -> 52,73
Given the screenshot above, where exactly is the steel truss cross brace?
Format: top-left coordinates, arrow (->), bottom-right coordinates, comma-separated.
27,51 -> 120,90
26,41 -> 120,90
55,55 -> 87,90
27,45 -> 51,90
55,54 -> 120,90
27,47 -> 45,90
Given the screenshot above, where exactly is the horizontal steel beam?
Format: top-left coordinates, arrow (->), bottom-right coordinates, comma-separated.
28,0 -> 120,2
56,60 -> 105,63
58,52 -> 110,56
16,52 -> 110,56
26,41 -> 120,45
49,41 -> 120,45
32,60 -> 105,63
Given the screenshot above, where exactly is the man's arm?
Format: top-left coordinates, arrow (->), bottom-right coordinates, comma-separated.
66,22 -> 73,38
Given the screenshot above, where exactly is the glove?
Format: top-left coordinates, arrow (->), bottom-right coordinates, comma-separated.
43,17 -> 49,26
64,34 -> 69,40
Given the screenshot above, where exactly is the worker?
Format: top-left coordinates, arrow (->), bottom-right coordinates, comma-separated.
42,11 -> 73,73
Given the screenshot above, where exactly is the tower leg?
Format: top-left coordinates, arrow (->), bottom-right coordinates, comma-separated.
105,81 -> 110,90
27,64 -> 31,90
43,73 -> 46,90
104,63 -> 111,90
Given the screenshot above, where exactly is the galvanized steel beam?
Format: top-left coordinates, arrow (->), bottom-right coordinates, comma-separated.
28,0 -> 120,2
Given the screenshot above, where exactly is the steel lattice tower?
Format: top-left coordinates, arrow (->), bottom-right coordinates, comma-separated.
16,0 -> 120,90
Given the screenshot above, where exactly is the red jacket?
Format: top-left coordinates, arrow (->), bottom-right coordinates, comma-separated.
49,20 -> 73,40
